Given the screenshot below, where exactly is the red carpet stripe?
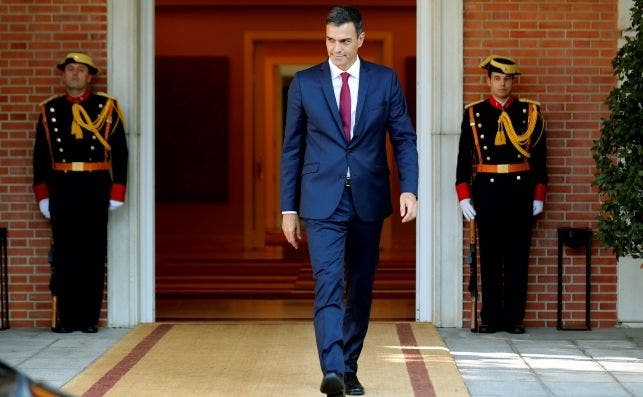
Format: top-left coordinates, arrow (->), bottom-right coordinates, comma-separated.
82,324 -> 173,397
396,322 -> 437,397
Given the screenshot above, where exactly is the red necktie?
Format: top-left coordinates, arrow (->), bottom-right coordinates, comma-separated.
339,72 -> 351,142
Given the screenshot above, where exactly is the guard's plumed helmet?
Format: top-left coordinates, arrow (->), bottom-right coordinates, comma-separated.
479,54 -> 521,76
57,52 -> 100,75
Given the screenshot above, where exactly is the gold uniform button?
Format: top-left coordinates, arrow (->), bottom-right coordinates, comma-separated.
477,123 -> 482,128
476,112 -> 480,117
517,154 -> 522,158
480,134 -> 485,139
54,128 -> 59,132
92,135 -> 96,140
49,107 -> 55,112
486,156 -> 491,161
51,118 -> 57,123
517,175 -> 521,180
483,145 -> 488,150
523,108 -> 527,113
99,103 -> 104,108
490,178 -> 495,183
58,148 -> 63,152
90,146 -> 95,150
56,138 -> 61,142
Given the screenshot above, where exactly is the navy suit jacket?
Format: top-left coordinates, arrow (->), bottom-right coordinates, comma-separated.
280,59 -> 418,222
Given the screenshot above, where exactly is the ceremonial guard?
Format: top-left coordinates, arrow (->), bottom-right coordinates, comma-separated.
455,55 -> 547,334
33,53 -> 128,333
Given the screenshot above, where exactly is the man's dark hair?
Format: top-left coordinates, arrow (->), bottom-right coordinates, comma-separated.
326,6 -> 364,36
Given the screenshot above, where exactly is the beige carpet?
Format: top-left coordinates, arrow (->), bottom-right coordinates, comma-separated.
63,322 -> 468,397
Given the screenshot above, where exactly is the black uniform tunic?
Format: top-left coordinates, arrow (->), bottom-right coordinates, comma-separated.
33,92 -> 128,330
456,96 -> 547,328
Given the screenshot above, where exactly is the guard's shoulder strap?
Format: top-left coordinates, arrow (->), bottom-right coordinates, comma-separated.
464,99 -> 484,110
95,92 -> 117,101
468,106 -> 483,163
96,92 -> 126,128
39,94 -> 62,107
519,97 -> 541,106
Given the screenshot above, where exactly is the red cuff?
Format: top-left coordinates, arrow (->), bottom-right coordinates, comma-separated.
455,183 -> 471,201
33,183 -> 49,201
110,183 -> 127,202
534,183 -> 547,201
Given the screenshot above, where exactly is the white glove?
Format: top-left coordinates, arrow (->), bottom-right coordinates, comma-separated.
109,200 -> 124,211
38,198 -> 50,219
533,200 -> 544,216
459,198 -> 476,221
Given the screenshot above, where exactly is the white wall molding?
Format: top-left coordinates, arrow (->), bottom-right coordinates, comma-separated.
416,0 -> 463,326
107,0 -> 155,326
109,0 -> 464,327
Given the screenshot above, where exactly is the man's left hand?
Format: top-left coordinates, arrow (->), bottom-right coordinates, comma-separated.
282,213 -> 302,249
399,192 -> 418,223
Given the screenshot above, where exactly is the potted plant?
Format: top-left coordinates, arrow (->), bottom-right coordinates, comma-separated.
592,0 -> 642,260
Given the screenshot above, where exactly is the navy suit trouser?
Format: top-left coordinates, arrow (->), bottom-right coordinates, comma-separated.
303,186 -> 383,376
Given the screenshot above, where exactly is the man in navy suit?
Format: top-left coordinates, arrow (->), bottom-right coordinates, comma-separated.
280,6 -> 418,397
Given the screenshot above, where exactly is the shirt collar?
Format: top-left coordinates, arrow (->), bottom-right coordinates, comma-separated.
488,95 -> 515,110
328,57 -> 361,80
65,90 -> 91,104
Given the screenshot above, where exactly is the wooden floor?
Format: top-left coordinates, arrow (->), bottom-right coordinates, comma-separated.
156,297 -> 415,321
155,232 -> 416,321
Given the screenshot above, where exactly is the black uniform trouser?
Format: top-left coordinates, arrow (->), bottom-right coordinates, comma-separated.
49,172 -> 110,329
474,173 -> 534,328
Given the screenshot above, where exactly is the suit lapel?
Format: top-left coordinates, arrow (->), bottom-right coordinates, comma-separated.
318,62 -> 344,137
353,59 -> 370,142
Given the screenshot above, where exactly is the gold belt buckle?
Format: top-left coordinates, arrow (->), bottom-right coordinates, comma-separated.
71,162 -> 83,171
497,164 -> 509,173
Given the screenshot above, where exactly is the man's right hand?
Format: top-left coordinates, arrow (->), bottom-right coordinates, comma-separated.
39,198 -> 50,219
459,198 -> 476,221
282,213 -> 302,249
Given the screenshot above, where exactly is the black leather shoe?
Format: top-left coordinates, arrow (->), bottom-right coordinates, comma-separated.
80,325 -> 98,333
505,325 -> 525,334
477,324 -> 498,333
320,372 -> 344,397
344,372 -> 364,395
51,326 -> 73,333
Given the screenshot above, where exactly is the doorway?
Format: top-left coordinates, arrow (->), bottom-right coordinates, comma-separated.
154,3 -> 417,321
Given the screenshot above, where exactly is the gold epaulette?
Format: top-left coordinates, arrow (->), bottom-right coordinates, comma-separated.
39,94 -> 63,107
464,99 -> 484,109
96,92 -> 117,100
519,97 -> 540,106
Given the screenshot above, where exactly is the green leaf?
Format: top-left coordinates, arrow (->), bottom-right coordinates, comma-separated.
593,0 -> 643,258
